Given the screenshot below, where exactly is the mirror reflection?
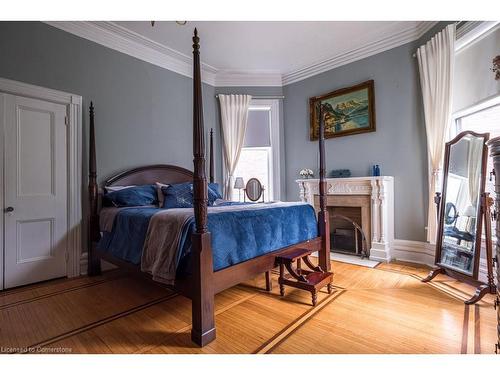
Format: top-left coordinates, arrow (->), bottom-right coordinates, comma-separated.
245,178 -> 264,202
439,134 -> 485,275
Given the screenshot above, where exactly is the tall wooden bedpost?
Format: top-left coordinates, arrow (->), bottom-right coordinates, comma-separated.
88,102 -> 101,276
209,128 -> 214,183
317,104 -> 331,272
191,28 -> 216,346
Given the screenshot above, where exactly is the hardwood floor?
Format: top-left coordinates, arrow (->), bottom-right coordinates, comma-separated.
0,260 -> 496,354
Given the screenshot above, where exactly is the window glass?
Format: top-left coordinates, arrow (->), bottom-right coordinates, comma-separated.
454,103 -> 500,240
232,148 -> 270,201
231,105 -> 275,201
244,110 -> 271,147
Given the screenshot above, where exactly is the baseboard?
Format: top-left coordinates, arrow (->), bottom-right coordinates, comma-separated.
392,239 -> 490,282
392,239 -> 435,267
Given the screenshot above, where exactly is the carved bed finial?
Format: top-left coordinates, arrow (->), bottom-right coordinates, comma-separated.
209,128 -> 214,183
193,28 -> 200,50
190,27 -> 216,347
317,103 -> 331,272
89,101 -> 96,202
192,27 -> 207,233
88,101 -> 101,276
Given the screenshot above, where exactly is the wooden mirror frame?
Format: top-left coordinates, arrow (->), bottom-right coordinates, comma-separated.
422,130 -> 496,304
437,131 -> 489,279
244,178 -> 265,202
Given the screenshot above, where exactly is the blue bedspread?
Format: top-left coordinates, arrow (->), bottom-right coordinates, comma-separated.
98,207 -> 159,264
98,203 -> 318,274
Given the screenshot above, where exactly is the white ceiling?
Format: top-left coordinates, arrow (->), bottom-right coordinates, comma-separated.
117,21 -> 411,72
47,21 -> 436,86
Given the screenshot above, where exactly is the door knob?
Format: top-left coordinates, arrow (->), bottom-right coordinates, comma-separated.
5,206 -> 14,213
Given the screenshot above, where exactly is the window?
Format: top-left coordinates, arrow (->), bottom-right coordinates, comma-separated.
452,97 -> 500,240
453,99 -> 500,196
230,100 -> 280,201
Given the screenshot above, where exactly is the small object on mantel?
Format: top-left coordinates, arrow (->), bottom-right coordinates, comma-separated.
330,169 -> 351,178
299,168 -> 314,179
372,165 -> 381,176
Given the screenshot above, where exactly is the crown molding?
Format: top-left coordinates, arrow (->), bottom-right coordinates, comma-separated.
45,21 -> 284,87
282,21 -> 437,86
45,21 -> 437,88
44,21 -> 218,86
456,21 -> 500,52
215,71 -> 283,87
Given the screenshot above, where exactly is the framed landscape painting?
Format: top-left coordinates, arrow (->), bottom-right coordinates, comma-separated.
309,80 -> 375,140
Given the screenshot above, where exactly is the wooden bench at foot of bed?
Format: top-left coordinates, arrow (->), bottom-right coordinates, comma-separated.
276,248 -> 334,306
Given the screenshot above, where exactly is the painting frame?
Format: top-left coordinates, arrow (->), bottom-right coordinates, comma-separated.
309,80 -> 376,141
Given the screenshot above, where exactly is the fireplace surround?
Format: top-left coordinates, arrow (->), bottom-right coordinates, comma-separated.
297,176 -> 394,262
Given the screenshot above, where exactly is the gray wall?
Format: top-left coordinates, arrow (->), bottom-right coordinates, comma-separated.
0,21 -> 454,242
0,21 -> 217,185
283,43 -> 426,241
282,23 -> 451,242
453,26 -> 500,112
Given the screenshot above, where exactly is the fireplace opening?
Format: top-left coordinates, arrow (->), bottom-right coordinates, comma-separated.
329,206 -> 366,257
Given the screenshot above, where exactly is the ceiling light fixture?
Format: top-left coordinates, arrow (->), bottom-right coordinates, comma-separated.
151,21 -> 187,27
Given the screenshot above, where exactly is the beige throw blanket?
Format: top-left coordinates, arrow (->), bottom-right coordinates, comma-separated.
140,208 -> 194,284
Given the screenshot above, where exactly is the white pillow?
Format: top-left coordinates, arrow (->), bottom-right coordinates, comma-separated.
104,185 -> 136,193
213,198 -> 230,206
155,182 -> 169,207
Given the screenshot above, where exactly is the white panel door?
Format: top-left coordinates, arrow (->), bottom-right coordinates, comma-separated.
3,94 -> 68,288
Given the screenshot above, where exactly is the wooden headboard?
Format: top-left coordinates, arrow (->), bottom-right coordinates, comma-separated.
105,164 -> 194,187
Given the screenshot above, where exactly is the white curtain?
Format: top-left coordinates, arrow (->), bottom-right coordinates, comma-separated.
417,24 -> 455,243
219,94 -> 252,199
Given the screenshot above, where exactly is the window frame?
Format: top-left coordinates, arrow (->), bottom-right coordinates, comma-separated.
225,98 -> 281,201
451,94 -> 500,139
449,94 -> 500,242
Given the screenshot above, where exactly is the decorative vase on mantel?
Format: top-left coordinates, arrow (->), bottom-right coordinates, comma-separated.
299,168 -> 314,179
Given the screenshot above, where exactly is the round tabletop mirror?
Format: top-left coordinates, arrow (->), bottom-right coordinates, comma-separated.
245,178 -> 264,202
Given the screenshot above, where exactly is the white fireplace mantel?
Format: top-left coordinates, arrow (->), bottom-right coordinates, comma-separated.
296,176 -> 394,262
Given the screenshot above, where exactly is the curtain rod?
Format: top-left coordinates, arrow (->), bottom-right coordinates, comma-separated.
215,95 -> 284,99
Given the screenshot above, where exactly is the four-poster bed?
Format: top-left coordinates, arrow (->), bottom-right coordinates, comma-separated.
87,29 -> 331,347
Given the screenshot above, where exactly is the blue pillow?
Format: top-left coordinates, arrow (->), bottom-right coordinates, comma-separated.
208,183 -> 223,200
162,182 -> 194,208
162,182 -> 222,208
103,185 -> 158,207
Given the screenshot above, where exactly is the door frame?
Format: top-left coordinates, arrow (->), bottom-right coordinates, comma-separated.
0,77 -> 83,287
